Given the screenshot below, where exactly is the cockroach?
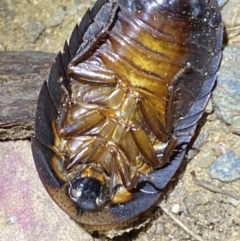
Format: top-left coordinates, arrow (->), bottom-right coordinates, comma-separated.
32,0 -> 223,232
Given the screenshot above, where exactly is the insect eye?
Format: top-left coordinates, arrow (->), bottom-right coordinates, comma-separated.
69,177 -> 104,211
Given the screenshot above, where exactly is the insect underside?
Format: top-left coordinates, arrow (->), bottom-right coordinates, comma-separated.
51,4 -> 183,207
32,0 -> 223,231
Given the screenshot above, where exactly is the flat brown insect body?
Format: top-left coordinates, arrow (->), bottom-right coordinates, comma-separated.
32,0 -> 223,232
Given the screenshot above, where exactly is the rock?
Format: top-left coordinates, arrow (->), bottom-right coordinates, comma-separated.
219,0 -> 228,8
221,0 -> 240,46
46,7 -> 65,27
23,17 -> 45,43
171,204 -> 181,214
212,45 -> 240,135
186,130 -> 210,160
208,151 -> 240,182
195,146 -> 215,168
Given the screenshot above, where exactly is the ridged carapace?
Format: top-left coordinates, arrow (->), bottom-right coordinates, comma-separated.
32,0 -> 223,232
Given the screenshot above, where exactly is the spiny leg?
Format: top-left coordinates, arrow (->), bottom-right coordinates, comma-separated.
69,1 -> 119,66
153,63 -> 192,168
165,63 -> 192,134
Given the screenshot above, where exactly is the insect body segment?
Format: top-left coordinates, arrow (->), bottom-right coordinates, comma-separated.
32,0 -> 223,231
59,7 -> 178,201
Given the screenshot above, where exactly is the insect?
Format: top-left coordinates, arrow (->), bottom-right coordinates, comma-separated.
32,0 -> 223,233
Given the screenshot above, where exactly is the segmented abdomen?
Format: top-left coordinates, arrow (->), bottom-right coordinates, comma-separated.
52,0 -> 222,199
32,0 -> 223,230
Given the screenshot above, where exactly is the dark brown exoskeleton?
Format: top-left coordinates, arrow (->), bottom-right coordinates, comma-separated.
32,0 -> 223,232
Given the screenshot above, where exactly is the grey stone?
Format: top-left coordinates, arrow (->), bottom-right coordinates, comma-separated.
208,151 -> 240,182
46,7 -> 65,27
212,45 -> 240,134
218,0 -> 228,7
24,17 -> 45,43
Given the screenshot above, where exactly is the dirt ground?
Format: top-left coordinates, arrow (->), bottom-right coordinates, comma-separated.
0,0 -> 240,241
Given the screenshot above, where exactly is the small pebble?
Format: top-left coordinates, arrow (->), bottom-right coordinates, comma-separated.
229,198 -> 239,207
208,151 -> 240,182
210,142 -> 223,157
218,0 -> 228,8
171,204 -> 181,214
138,232 -> 149,241
46,7 -> 65,27
205,98 -> 214,113
213,133 -> 222,143
6,215 -> 17,225
195,146 -> 215,168
207,112 -> 218,121
187,130 -> 209,160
